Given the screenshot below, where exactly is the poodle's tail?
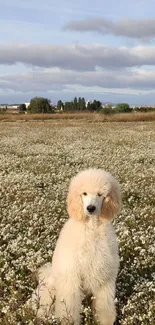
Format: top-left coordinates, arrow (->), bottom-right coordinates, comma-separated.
38,262 -> 54,284
27,263 -> 56,317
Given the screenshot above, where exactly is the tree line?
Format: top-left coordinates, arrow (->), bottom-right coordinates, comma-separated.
18,97 -> 155,114
18,97 -> 103,113
56,97 -> 103,112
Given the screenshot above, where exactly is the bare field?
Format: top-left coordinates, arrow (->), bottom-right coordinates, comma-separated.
0,120 -> 154,324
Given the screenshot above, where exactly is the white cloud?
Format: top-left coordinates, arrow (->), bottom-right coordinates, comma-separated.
64,17 -> 155,42
1,44 -> 155,70
1,67 -> 155,94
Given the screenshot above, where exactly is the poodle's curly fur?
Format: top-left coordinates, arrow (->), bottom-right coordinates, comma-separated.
30,168 -> 121,325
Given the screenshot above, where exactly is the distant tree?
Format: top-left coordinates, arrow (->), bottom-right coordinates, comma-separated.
77,97 -> 82,110
64,102 -> 68,111
141,106 -> 148,112
114,103 -> 132,113
73,97 -> 78,110
57,100 -> 64,111
28,97 -> 54,113
64,98 -> 86,111
64,101 -> 73,111
81,97 -> 86,110
135,106 -> 155,112
77,97 -> 86,110
19,103 -> 26,112
88,100 -> 102,111
70,101 -> 74,110
93,100 -> 102,111
63,98 -> 102,112
87,101 -> 91,111
100,104 -> 114,115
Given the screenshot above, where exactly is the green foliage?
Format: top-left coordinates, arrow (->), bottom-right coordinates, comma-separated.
99,105 -> 114,115
73,97 -> 78,110
57,100 -> 64,111
28,97 -> 54,113
25,97 -> 155,115
63,98 -> 101,112
64,97 -> 86,111
134,106 -> 155,112
87,101 -> 91,111
87,100 -> 102,111
78,97 -> 86,110
0,110 -> 7,114
18,104 -> 26,112
64,101 -> 73,111
0,106 -> 7,113
114,103 -> 132,113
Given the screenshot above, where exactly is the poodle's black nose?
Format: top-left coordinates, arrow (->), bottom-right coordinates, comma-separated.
87,205 -> 96,213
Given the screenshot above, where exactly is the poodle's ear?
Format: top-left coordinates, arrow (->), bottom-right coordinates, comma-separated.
67,186 -> 85,221
101,181 -> 121,220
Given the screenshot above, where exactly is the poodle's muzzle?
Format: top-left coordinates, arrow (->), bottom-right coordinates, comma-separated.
82,193 -> 104,217
87,204 -> 96,213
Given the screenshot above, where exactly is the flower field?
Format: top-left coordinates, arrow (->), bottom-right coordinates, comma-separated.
0,120 -> 154,325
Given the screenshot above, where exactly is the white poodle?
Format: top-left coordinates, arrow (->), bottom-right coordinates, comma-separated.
30,168 -> 121,325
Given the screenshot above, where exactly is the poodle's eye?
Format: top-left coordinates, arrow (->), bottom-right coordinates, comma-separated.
83,192 -> 87,196
97,193 -> 102,197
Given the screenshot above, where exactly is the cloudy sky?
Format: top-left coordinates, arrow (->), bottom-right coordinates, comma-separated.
1,0 -> 155,104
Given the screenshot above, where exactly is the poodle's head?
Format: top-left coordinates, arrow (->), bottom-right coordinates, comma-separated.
67,168 -> 121,222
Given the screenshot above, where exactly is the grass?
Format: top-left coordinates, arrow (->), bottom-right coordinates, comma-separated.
0,120 -> 154,324
0,111 -> 155,122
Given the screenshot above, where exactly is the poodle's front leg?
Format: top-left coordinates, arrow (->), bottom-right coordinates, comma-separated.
93,282 -> 116,325
55,275 -> 82,325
